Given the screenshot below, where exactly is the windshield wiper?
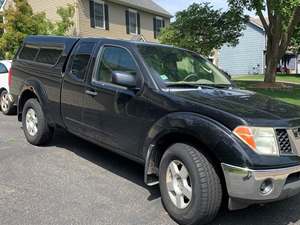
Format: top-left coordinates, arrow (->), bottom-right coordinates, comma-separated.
166,83 -> 232,90
166,83 -> 200,89
199,84 -> 232,89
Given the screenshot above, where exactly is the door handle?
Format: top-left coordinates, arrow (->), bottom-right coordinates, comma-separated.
85,90 -> 98,97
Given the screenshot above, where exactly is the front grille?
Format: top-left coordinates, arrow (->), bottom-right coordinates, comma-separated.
276,129 -> 293,154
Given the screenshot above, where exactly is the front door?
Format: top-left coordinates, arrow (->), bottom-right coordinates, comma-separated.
61,40 -> 97,134
82,44 -> 145,156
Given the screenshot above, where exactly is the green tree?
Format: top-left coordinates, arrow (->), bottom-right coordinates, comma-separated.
0,0 -> 74,59
53,4 -> 75,36
290,26 -> 300,53
159,3 -> 248,56
228,0 -> 300,83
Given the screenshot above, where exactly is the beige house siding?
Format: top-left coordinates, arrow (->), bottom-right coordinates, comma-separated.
78,0 -> 170,42
3,0 -> 170,42
27,0 -> 74,21
27,0 -> 78,36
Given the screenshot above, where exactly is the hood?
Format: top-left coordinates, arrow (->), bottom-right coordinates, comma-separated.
172,88 -> 300,128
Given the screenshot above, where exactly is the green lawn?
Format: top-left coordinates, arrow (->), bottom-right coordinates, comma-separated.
233,74 -> 300,84
233,75 -> 300,106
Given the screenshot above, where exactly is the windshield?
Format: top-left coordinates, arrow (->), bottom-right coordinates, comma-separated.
138,45 -> 231,87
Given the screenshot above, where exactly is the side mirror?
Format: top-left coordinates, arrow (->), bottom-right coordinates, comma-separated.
226,73 -> 232,80
112,71 -> 137,88
223,71 -> 231,80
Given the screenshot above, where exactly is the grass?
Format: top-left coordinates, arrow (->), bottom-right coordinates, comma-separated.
233,74 -> 300,84
233,74 -> 300,106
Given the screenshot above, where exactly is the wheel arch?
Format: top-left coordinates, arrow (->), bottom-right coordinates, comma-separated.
17,79 -> 54,126
0,87 -> 7,95
143,112 -> 250,187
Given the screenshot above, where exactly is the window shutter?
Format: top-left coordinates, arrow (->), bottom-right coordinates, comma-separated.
153,17 -> 157,39
89,0 -> 95,28
125,10 -> 130,34
104,4 -> 109,30
162,19 -> 165,28
137,12 -> 141,34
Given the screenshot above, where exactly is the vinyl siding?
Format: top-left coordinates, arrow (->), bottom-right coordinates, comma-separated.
78,0 -> 170,42
219,23 -> 266,76
27,0 -> 74,21
3,0 -> 169,42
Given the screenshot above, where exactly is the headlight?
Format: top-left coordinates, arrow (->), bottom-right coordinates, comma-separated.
233,126 -> 279,156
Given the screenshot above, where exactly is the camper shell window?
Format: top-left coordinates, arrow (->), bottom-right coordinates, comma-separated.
18,44 -> 63,66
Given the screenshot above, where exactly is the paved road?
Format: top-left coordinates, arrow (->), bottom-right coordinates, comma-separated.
0,113 -> 300,225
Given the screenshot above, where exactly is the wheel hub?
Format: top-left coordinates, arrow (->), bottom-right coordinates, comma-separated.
166,160 -> 192,209
25,108 -> 38,136
1,93 -> 9,112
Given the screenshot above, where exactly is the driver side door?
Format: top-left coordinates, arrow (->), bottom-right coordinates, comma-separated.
82,44 -> 145,156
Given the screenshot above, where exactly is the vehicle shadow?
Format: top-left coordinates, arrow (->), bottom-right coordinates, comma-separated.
50,129 -> 300,225
50,128 -> 161,201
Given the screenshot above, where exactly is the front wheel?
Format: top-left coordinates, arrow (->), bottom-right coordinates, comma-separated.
22,99 -> 54,146
159,143 -> 222,225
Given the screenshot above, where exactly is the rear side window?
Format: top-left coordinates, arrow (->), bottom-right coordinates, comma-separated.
36,48 -> 63,65
19,45 -> 39,61
70,42 -> 96,80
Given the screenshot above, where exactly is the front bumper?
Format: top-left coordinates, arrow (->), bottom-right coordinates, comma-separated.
222,163 -> 300,210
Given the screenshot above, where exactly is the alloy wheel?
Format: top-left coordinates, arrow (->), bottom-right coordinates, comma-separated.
166,160 -> 192,209
1,92 -> 9,112
25,108 -> 38,136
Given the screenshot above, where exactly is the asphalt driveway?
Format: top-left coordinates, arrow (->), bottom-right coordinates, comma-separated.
0,113 -> 300,225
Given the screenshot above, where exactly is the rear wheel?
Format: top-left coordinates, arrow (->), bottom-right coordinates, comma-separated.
159,143 -> 222,225
22,99 -> 54,146
0,90 -> 15,115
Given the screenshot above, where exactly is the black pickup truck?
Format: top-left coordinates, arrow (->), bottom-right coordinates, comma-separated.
10,35 -> 300,225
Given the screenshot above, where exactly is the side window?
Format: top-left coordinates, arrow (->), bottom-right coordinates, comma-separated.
0,63 -> 8,74
69,42 -> 96,80
94,46 -> 137,84
36,48 -> 63,65
19,45 -> 39,61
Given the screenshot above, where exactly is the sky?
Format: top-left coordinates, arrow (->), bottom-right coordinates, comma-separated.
154,0 -> 256,17
154,0 -> 228,16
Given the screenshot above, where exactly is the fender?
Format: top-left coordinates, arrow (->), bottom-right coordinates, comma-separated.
143,112 -> 253,185
18,78 -> 55,126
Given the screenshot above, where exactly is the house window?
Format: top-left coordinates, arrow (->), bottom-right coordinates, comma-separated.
128,9 -> 138,34
94,0 -> 105,28
153,16 -> 165,39
89,0 -> 109,30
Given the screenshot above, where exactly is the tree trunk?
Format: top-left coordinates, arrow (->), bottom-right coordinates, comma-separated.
264,33 -> 281,84
264,55 -> 278,83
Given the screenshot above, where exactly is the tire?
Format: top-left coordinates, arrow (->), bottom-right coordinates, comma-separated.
0,90 -> 15,115
22,98 -> 54,146
159,143 -> 222,225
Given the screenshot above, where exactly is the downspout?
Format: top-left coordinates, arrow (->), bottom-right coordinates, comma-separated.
74,0 -> 80,36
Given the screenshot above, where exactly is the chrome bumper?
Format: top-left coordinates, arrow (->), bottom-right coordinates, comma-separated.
222,163 -> 300,210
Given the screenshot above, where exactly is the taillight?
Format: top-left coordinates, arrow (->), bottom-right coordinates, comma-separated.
8,68 -> 12,88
